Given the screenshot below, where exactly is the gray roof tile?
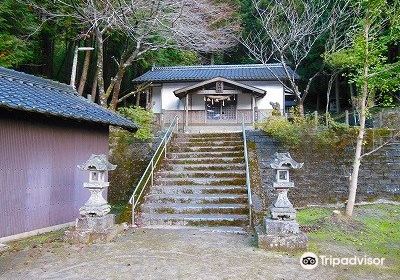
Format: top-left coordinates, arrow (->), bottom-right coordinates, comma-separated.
0,67 -> 137,131
133,64 -> 299,82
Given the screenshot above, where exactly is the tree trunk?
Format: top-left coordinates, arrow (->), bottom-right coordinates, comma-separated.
95,28 -> 106,107
325,73 -> 336,125
345,20 -> 370,217
40,29 -> 54,78
78,47 -> 92,95
345,85 -> 367,217
297,99 -> 304,116
91,67 -> 99,103
335,76 -> 341,113
109,67 -> 126,111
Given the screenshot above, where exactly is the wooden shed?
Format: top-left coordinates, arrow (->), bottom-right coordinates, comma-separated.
0,67 -> 137,240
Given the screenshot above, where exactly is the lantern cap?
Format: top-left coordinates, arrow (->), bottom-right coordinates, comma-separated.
78,154 -> 116,171
270,152 -> 303,169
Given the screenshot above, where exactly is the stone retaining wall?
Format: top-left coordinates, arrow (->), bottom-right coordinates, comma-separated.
108,130 -> 164,204
247,130 -> 400,207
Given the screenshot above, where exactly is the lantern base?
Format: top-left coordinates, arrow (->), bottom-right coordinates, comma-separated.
64,214 -> 126,244
270,206 -> 297,220
256,219 -> 308,251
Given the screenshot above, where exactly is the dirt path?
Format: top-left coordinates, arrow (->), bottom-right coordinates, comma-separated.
0,228 -> 394,280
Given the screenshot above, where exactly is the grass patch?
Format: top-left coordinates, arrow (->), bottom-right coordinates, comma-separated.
297,207 -> 332,226
297,204 -> 400,272
6,230 -> 65,252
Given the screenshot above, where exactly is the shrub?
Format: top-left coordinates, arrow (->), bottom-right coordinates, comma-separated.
118,106 -> 154,141
258,115 -> 357,151
258,116 -> 301,147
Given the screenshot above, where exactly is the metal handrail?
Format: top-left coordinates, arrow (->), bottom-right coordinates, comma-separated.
129,115 -> 179,225
242,115 -> 253,227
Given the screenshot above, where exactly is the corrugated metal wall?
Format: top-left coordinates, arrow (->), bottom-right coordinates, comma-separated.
0,112 -> 109,238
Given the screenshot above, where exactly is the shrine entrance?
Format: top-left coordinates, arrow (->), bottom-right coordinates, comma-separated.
205,94 -> 237,122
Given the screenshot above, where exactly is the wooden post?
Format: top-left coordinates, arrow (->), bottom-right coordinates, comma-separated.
70,46 -> 79,88
185,94 -> 189,130
145,91 -> 149,109
314,111 -> 318,128
345,110 -> 349,125
379,111 -> 383,128
251,96 -> 256,126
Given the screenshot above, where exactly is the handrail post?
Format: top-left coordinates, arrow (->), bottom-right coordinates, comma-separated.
242,113 -> 252,228
151,158 -> 154,187
164,138 -> 167,157
131,197 -> 135,225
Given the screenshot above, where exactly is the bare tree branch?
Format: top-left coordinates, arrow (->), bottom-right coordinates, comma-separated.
240,0 -> 354,115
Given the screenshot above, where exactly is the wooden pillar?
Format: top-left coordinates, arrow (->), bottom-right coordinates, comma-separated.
185,94 -> 189,130
251,95 -> 256,126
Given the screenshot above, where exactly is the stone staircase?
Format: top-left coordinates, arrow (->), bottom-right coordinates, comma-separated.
138,132 -> 249,233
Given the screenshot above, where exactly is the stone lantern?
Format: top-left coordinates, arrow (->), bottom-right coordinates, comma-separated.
78,154 -> 116,217
257,152 -> 308,251
269,152 -> 303,220
65,154 -> 125,243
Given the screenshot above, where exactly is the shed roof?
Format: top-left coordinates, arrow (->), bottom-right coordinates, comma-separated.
133,64 -> 299,83
0,67 -> 137,131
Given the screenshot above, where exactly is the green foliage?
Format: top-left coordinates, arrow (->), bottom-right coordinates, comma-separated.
259,112 -> 395,151
258,114 -> 357,150
143,48 -> 200,67
258,116 -> 302,147
0,34 -> 33,67
118,106 -> 154,141
325,0 -> 400,107
0,0 -> 38,67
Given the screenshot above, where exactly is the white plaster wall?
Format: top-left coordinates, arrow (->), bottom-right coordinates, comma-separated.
160,82 -> 196,110
152,86 -> 162,113
243,81 -> 284,110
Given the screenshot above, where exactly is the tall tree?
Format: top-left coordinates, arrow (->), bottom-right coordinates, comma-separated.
241,0 -> 352,115
327,0 -> 400,217
33,0 -> 239,109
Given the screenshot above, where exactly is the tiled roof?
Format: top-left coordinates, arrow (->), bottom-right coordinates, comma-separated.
133,64 -> 299,83
0,67 -> 137,131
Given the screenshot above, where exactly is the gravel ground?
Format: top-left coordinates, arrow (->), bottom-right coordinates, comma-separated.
0,228 -> 395,280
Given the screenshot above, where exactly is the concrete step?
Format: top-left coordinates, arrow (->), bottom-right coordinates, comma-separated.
144,193 -> 248,204
174,140 -> 244,146
141,203 -> 248,215
175,132 -> 242,140
140,213 -> 248,227
166,157 -> 244,165
150,185 -> 247,195
170,145 -> 243,153
163,163 -> 245,171
141,225 -> 247,234
167,151 -> 243,159
154,177 -> 246,186
156,170 -> 245,178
